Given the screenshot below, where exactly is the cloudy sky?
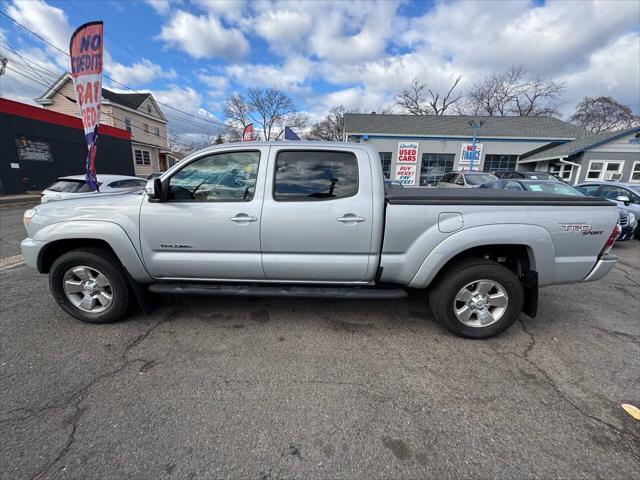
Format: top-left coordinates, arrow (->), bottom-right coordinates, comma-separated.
1,0 -> 639,136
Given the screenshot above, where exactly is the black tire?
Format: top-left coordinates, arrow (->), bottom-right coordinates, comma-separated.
49,248 -> 131,324
428,258 -> 524,339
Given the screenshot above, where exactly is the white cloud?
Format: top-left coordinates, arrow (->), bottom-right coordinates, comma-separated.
150,85 -> 223,134
7,0 -> 72,53
225,55 -> 313,92
107,58 -> 177,86
192,0 -> 246,22
143,0 -> 176,15
560,33 -> 640,115
156,10 -> 249,60
196,73 -> 230,96
251,9 -> 313,51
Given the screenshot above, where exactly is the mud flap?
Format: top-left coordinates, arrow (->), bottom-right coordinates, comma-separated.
520,270 -> 538,318
123,268 -> 158,314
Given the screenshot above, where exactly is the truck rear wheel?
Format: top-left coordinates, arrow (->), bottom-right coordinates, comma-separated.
49,248 -> 131,324
429,258 -> 524,339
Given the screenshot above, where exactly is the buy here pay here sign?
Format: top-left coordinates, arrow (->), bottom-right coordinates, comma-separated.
394,142 -> 418,185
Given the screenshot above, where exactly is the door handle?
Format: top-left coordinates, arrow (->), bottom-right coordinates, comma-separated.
229,214 -> 257,223
337,214 -> 366,223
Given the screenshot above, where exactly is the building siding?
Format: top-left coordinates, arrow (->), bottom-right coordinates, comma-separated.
348,135 -> 555,185
42,77 -> 168,177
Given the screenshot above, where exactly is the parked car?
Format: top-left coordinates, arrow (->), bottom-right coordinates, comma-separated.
616,207 -> 638,241
576,182 -> 640,239
384,179 -> 404,189
41,175 -> 148,204
437,172 -> 498,188
482,179 -> 637,241
22,142 -> 619,339
481,179 -> 582,195
498,171 -> 563,182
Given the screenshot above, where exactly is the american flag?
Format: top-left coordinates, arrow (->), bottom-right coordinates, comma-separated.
284,126 -> 300,141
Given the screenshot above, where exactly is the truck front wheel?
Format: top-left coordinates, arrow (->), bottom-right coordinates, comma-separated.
429,258 -> 524,339
49,248 -> 131,324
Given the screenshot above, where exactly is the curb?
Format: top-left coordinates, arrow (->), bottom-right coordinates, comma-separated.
0,196 -> 41,205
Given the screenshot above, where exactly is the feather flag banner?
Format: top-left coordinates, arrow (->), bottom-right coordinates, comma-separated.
69,21 -> 104,191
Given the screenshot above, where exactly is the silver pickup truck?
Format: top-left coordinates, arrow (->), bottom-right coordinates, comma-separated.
21,141 -> 620,338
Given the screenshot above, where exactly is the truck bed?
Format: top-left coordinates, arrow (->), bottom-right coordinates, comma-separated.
385,187 -> 613,206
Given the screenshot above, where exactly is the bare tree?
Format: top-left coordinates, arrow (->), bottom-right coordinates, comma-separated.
394,76 -> 463,116
224,94 -> 253,140
466,65 -> 564,117
223,88 -> 307,140
569,96 -> 640,133
307,105 -> 352,141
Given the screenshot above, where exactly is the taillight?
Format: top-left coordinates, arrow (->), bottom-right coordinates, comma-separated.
600,224 -> 621,256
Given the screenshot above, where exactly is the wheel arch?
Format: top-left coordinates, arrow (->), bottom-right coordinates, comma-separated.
409,224 -> 555,289
33,221 -> 152,282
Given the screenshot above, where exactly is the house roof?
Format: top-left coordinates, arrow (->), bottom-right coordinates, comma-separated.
343,113 -> 590,140
519,127 -> 640,162
101,88 -> 150,110
35,73 -> 167,122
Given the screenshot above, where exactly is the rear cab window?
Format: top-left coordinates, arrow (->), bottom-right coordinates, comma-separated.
47,179 -> 101,192
273,150 -> 358,201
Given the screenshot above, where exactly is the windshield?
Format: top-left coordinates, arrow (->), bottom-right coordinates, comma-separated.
465,174 -> 497,185
46,179 -> 101,193
525,182 -> 584,196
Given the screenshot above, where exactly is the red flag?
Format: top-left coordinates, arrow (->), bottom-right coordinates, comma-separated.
242,123 -> 254,142
69,21 -> 103,191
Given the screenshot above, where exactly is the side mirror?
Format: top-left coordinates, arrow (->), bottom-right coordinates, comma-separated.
145,178 -> 165,201
616,195 -> 630,205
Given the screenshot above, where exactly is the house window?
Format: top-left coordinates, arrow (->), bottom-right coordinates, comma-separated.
483,154 -> 517,174
549,163 -> 573,181
147,104 -> 152,113
586,160 -> 624,181
135,149 -> 151,165
143,123 -> 149,134
630,161 -> 640,183
124,117 -> 132,133
154,127 -> 160,137
420,153 -> 455,186
379,152 -> 392,178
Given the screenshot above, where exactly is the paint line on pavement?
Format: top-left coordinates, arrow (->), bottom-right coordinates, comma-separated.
0,254 -> 25,271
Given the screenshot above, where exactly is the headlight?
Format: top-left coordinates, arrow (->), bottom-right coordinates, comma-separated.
23,209 -> 37,228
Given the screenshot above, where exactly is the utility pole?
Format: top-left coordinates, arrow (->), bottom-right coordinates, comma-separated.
468,120 -> 483,171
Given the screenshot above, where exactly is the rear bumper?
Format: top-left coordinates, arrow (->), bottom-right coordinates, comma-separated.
582,253 -> 618,283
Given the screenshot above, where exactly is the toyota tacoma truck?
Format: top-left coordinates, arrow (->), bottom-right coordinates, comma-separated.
21,142 -> 620,338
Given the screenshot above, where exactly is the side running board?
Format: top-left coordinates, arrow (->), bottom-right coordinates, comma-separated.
148,283 -> 407,299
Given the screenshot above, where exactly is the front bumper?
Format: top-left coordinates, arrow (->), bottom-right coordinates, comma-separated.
617,224 -> 637,241
20,238 -> 46,272
582,253 -> 618,283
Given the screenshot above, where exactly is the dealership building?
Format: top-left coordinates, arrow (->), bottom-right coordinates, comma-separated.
343,114 -> 640,186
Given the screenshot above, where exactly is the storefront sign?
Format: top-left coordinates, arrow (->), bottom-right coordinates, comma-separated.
397,142 -> 419,163
394,164 -> 417,185
15,136 -> 53,162
459,143 -> 483,170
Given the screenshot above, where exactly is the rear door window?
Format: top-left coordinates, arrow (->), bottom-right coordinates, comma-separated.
273,150 -> 358,201
47,179 -> 100,192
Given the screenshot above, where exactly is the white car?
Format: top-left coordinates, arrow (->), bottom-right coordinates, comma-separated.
41,175 -> 148,203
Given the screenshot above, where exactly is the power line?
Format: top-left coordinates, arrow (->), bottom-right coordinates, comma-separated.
5,64 -> 199,150
64,0 -> 140,63
0,43 -> 222,133
0,9 -> 227,129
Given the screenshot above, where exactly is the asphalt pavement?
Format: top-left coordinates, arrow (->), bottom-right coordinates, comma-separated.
1,205 -> 639,479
